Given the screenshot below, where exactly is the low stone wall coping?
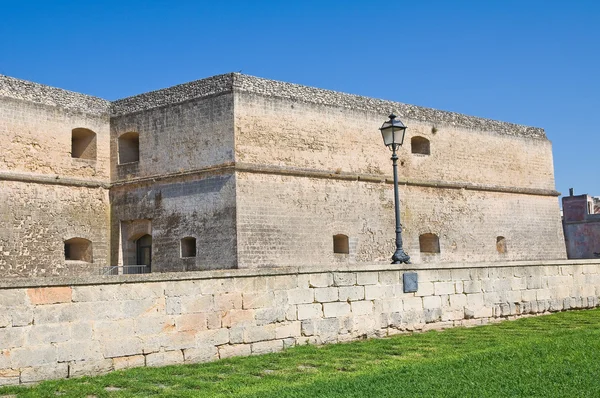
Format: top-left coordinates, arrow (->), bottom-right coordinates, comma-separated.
0,259 -> 595,289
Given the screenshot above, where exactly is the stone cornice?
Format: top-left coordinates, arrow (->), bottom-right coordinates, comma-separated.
1,162 -> 560,197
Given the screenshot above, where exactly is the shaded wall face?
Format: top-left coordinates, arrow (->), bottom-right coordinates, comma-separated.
0,181 -> 110,277
563,222 -> 600,259
110,93 -> 235,182
236,173 -> 567,268
110,173 -> 237,272
0,97 -> 110,180
562,195 -> 590,222
233,92 -> 557,191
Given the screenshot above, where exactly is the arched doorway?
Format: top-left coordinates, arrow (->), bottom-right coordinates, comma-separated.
136,234 -> 152,271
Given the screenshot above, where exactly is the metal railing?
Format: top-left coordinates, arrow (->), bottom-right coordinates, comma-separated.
100,265 -> 151,275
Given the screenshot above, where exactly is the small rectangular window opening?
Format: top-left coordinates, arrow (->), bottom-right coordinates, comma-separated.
181,237 -> 197,258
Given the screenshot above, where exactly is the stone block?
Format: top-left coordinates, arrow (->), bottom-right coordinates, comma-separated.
423,308 -> 442,323
414,282 -> 434,297
357,272 -> 378,285
338,286 -> 364,301
242,291 -> 274,309
527,275 -> 543,289
196,328 -> 230,346
451,269 -> 471,281
423,296 -> 442,309
449,294 -> 467,309
101,337 -> 143,358
11,345 -> 56,367
27,287 -> 72,305
351,300 -> 373,316
309,273 -> 333,288
297,274 -> 311,289
376,298 -> 402,313
314,287 -> 338,303
214,293 -> 242,311
70,359 -> 114,378
164,281 -> 201,297
0,368 -> 20,386
222,309 -> 254,328
333,272 -> 356,286
176,313 -> 208,332
197,278 -> 234,295
56,340 -> 103,362
454,282 -> 464,294
219,344 -> 252,358
283,337 -> 296,349
252,339 -> 284,355
113,354 -> 146,370
266,275 -> 298,290
287,289 -> 314,305
365,285 -> 394,300
255,307 -> 286,326
135,316 -> 175,336
434,282 -> 455,295
243,324 -> 276,343
184,345 -> 219,363
234,276 -> 267,292
71,285 -> 119,303
350,315 -> 378,337
146,350 -> 184,367
207,311 -> 222,329
276,321 -> 301,339
463,280 -> 482,294
323,302 -> 351,318
94,319 -> 135,340
403,297 -> 423,311
0,313 -> 9,328
165,297 -> 182,315
180,295 -> 214,313
378,271 -> 400,285
20,363 -> 69,383
0,327 -> 26,349
297,303 -> 322,320
286,305 -> 298,321
536,289 -> 551,301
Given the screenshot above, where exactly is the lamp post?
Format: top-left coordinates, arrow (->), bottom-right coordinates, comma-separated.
379,114 -> 411,264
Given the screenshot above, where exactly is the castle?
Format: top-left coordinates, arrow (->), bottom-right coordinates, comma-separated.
0,73 -> 567,278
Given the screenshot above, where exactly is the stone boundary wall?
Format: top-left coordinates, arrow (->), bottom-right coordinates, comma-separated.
1,259 -> 598,385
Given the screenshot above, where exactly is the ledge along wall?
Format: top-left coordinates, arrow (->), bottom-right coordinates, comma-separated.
1,259 -> 600,386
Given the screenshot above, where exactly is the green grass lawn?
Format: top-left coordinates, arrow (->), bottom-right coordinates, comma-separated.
3,309 -> 600,397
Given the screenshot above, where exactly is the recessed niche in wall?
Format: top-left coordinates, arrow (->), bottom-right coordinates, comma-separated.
419,233 -> 440,253
411,136 -> 430,155
333,234 -> 349,254
64,238 -> 93,262
118,132 -> 140,164
181,237 -> 197,258
496,236 -> 507,254
71,128 -> 97,160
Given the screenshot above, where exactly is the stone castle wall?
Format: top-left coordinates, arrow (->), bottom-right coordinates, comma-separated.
0,76 -> 111,277
235,172 -> 566,268
233,83 -> 565,267
0,72 -> 567,276
1,259 -> 598,385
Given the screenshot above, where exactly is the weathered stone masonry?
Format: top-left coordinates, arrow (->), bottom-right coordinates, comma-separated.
1,259 -> 599,385
0,72 -> 567,276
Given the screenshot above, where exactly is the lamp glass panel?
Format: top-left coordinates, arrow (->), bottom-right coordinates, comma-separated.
381,127 -> 395,147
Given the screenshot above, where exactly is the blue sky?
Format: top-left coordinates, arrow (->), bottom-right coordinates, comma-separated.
1,0 -> 598,201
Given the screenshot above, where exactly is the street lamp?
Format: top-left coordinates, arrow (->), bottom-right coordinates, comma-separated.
379,113 -> 411,264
